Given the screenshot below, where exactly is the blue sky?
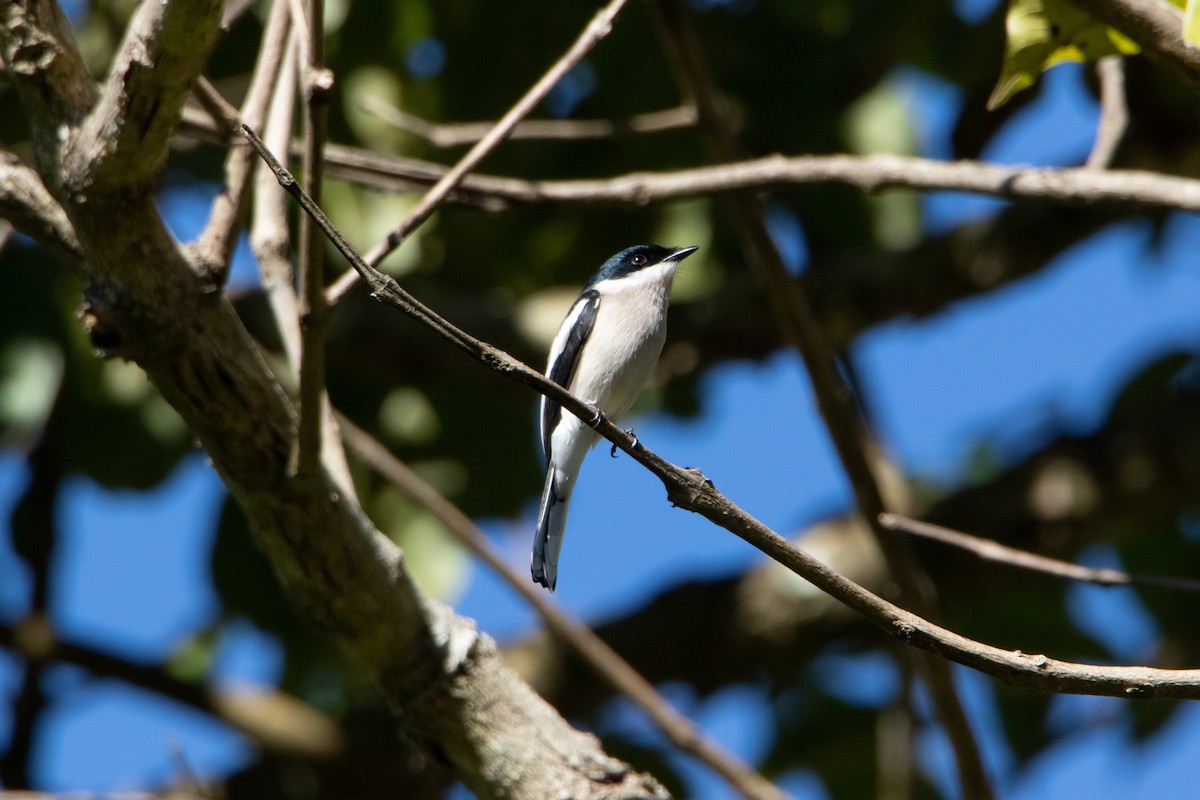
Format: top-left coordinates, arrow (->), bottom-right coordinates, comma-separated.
4,38 -> 1200,800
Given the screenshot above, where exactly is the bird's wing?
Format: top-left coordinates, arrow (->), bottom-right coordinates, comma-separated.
541,289 -> 600,462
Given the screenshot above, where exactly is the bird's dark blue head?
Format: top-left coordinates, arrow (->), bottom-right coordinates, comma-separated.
585,244 -> 699,290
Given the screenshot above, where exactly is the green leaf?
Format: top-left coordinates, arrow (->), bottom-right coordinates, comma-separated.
989,0 -> 1139,110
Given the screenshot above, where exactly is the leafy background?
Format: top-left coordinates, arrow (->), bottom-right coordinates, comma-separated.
4,0 -> 1200,796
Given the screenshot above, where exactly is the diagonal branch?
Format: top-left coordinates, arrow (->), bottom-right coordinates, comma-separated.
69,0 -> 225,194
244,122 -> 1200,701
325,0 -> 631,305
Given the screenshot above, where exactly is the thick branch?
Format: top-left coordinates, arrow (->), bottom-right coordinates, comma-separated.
69,0 -> 225,193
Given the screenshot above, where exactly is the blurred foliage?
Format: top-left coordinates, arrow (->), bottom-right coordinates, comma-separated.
5,0 -> 1200,797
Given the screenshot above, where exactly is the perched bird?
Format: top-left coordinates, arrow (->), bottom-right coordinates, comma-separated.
532,244 -> 698,591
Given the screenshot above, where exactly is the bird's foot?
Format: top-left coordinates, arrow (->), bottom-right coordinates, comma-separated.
588,407 -> 608,429
611,428 -> 638,458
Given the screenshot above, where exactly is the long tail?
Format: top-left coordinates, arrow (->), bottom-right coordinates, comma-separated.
532,467 -> 572,592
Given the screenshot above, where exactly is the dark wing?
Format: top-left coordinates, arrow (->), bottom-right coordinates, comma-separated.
541,290 -> 600,462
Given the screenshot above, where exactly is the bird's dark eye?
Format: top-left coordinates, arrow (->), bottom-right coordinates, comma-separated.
631,253 -> 648,266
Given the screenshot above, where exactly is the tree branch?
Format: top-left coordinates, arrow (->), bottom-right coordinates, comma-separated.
0,621 -> 344,760
322,147 -> 1200,212
1086,56 -> 1128,170
69,0 -> 225,194
294,0 -> 332,480
244,122 -> 1200,701
178,107 -> 1200,213
880,513 -> 1200,594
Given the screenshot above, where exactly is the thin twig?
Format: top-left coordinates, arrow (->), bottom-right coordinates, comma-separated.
294,0 -> 332,479
325,0 -> 631,305
880,513 -> 1200,594
1086,56 -> 1128,169
361,94 -> 698,146
195,0 -> 292,281
243,121 -> 1200,700
337,416 -> 789,800
646,2 -> 992,797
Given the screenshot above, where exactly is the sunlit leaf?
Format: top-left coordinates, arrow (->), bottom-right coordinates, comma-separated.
989,0 -> 1139,110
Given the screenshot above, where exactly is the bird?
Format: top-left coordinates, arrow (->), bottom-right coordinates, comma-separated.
532,244 -> 698,591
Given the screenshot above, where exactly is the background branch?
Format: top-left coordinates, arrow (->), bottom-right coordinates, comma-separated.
294,0 -> 332,480
881,514 -> 1200,594
325,0 -> 632,304
195,0 -> 292,281
361,95 -> 698,146
1086,56 -> 1128,169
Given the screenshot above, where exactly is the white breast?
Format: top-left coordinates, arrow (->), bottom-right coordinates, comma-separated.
570,262 -> 675,419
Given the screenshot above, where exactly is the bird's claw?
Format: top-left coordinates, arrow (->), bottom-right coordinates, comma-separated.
610,429 -> 639,458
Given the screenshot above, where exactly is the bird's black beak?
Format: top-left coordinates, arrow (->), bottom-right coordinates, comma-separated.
663,245 -> 699,263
